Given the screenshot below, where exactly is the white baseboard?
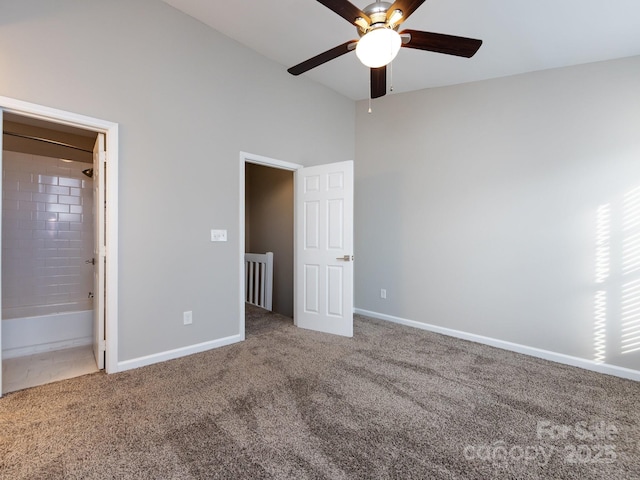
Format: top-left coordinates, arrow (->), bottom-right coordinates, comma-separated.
354,308 -> 640,382
117,334 -> 243,373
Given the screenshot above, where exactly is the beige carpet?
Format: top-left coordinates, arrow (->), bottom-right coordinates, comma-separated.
0,306 -> 638,479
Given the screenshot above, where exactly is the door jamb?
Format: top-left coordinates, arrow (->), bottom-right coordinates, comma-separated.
239,152 -> 302,338
0,96 -> 119,374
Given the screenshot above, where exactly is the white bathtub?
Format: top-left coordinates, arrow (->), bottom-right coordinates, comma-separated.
2,310 -> 92,359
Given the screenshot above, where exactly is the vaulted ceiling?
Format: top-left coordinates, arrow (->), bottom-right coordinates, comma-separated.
162,0 -> 640,100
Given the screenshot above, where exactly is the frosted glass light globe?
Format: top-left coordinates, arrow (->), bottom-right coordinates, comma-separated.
355,28 -> 401,68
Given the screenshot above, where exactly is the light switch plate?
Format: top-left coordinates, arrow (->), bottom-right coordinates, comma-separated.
211,229 -> 227,242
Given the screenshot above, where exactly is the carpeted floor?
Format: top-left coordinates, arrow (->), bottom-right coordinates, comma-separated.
1,306 -> 639,479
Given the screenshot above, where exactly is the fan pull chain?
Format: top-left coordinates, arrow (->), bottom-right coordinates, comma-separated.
368,73 -> 372,113
390,61 -> 394,92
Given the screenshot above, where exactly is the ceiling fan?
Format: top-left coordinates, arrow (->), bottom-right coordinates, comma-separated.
288,0 -> 482,99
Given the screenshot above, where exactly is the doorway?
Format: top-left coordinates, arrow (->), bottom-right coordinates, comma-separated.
245,162 -> 294,318
0,96 -> 119,397
239,152 -> 355,339
240,153 -> 301,338
2,114 -> 98,392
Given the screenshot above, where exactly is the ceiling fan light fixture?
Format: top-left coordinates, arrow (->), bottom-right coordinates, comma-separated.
355,27 -> 401,68
354,16 -> 369,31
388,9 -> 403,25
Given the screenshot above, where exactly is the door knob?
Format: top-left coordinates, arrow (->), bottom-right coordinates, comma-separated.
85,258 -> 95,265
336,255 -> 353,262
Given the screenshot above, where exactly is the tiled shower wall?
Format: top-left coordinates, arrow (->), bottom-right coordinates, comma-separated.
2,150 -> 93,320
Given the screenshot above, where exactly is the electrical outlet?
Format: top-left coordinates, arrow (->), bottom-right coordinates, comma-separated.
380,289 -> 387,299
183,311 -> 193,325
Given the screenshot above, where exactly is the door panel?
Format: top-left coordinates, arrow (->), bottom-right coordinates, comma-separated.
327,265 -> 344,316
304,265 -> 320,313
305,201 -> 320,248
328,199 -> 344,248
295,160 -> 353,337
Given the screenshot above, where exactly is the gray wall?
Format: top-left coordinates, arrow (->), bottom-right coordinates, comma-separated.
355,55 -> 640,371
245,163 -> 294,318
0,0 -> 354,361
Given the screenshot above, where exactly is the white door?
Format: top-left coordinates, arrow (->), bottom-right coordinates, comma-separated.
93,133 -> 106,369
295,160 -> 354,337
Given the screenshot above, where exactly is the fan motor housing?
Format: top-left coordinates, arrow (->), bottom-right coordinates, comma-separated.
357,2 -> 398,36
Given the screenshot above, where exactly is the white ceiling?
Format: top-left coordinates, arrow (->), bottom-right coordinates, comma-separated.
162,0 -> 640,101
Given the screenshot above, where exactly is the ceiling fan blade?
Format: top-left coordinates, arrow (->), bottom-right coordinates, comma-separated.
371,66 -> 387,99
316,0 -> 371,26
400,29 -> 482,58
386,0 -> 427,25
288,40 -> 357,76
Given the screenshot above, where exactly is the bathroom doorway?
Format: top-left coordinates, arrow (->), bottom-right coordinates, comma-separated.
0,97 -> 119,397
1,114 -> 98,392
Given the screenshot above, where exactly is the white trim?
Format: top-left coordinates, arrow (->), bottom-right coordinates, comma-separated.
0,108 -> 3,396
3,337 -> 92,360
0,96 -> 116,132
104,125 -> 119,374
117,334 -> 243,372
0,96 -> 119,374
240,151 -> 302,171
239,155 -> 246,341
355,308 -> 640,382
239,151 -> 303,339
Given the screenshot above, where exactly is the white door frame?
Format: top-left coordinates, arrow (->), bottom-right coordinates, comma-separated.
0,96 -> 119,374
239,151 -> 302,337
0,108 -> 3,395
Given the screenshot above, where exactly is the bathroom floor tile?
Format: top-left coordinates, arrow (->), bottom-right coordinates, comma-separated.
2,345 -> 99,394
